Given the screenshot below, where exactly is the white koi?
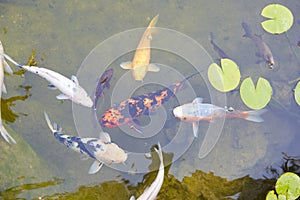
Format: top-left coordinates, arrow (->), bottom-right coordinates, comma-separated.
120,14 -> 160,81
173,97 -> 267,137
4,54 -> 93,107
0,41 -> 16,144
130,143 -> 164,200
44,112 -> 128,174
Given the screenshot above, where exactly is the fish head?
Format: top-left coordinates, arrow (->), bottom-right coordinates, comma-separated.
94,142 -> 128,164
71,86 -> 93,107
173,103 -> 197,121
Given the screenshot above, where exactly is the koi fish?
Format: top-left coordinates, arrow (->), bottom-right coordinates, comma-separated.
44,112 -> 128,174
100,72 -> 200,130
242,22 -> 275,68
173,97 -> 267,137
0,42 -> 16,144
4,54 -> 93,107
120,14 -> 160,81
209,32 -> 229,59
93,68 -> 113,110
130,143 -> 164,200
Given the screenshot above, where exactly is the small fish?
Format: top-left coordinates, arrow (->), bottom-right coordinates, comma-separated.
100,72 -> 200,131
120,15 -> 160,81
130,143 -> 164,200
242,22 -> 275,68
4,54 -> 93,107
209,32 -> 229,59
44,112 -> 128,174
173,97 -> 267,137
0,42 -> 16,144
93,68 -> 113,110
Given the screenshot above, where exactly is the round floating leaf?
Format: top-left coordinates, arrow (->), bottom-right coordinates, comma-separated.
266,191 -> 278,200
261,4 -> 294,34
275,172 -> 300,200
294,82 -> 300,106
240,77 -> 272,110
208,58 -> 240,92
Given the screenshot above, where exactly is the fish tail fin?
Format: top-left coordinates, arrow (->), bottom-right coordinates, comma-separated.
44,112 -> 62,133
2,53 -> 23,68
148,14 -> 159,28
209,32 -> 214,43
0,123 -> 16,144
241,22 -> 252,38
244,109 -> 267,122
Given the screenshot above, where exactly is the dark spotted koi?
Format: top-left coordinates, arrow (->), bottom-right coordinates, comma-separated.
100,72 -> 200,129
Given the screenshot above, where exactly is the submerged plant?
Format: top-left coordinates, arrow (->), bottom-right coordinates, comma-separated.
240,77 -> 272,110
261,4 -> 294,34
207,58 -> 240,92
266,172 -> 300,200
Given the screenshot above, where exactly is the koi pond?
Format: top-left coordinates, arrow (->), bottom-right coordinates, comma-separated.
0,0 -> 300,199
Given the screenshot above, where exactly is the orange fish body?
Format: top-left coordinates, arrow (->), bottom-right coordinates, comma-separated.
173,97 -> 267,137
120,15 -> 160,81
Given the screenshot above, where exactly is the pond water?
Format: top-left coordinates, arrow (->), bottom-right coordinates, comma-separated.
0,0 -> 300,199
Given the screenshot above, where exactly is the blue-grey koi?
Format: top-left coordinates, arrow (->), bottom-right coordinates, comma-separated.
209,32 -> 229,59
93,68 -> 113,110
242,22 -> 275,68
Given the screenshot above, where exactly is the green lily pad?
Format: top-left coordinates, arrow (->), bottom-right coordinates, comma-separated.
208,58 -> 240,92
294,82 -> 300,106
266,191 -> 278,200
275,172 -> 300,200
240,77 -> 272,110
261,4 -> 294,34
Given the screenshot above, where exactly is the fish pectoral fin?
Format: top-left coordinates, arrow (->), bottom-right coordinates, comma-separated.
4,60 -> 13,74
71,75 -> 79,85
120,61 -> 132,70
56,94 -> 69,100
147,63 -> 160,72
80,154 -> 89,161
88,160 -> 103,174
47,84 -> 57,90
193,122 -> 199,138
193,97 -> 203,104
2,83 -> 7,94
99,131 -> 111,142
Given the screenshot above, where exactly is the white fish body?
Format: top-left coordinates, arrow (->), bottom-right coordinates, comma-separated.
130,143 -> 164,200
44,112 -> 128,174
22,65 -> 93,107
0,41 -> 16,143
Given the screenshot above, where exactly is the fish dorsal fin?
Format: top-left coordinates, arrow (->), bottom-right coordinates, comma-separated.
71,75 -> 79,85
88,160 -> 103,174
147,63 -> 160,72
193,122 -> 199,137
193,97 -> 203,103
99,132 -> 111,142
120,61 -> 132,70
2,83 -> 7,94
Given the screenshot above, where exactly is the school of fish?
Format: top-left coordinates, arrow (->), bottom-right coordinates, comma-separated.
0,14 -> 274,199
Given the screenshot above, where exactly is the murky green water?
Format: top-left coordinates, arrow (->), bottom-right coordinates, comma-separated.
0,0 -> 300,199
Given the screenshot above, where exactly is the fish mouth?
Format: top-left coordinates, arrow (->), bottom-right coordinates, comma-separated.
173,106 -> 182,117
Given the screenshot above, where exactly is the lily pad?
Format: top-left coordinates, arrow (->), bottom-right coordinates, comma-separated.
266,191 -> 278,200
240,77 -> 272,110
208,58 -> 240,92
294,82 -> 300,106
275,172 -> 300,200
261,4 -> 294,34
